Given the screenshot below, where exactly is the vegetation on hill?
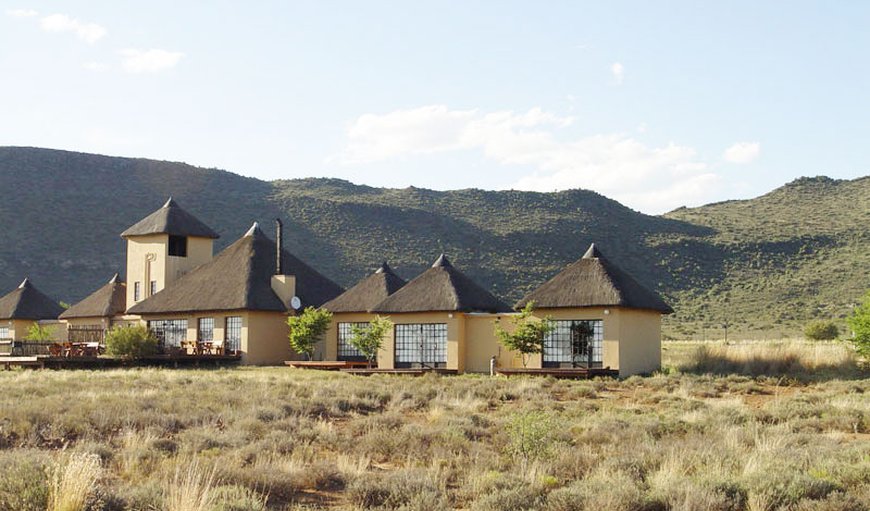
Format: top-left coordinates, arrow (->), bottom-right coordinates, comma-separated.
0,147 -> 867,336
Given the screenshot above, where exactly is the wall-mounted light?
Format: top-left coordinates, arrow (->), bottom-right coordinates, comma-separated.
604,309 -> 610,315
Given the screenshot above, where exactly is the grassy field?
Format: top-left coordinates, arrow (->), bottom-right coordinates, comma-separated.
0,341 -> 867,511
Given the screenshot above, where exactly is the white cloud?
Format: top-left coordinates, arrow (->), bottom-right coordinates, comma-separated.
337,105 -> 720,213
611,62 -> 624,85
6,8 -> 38,18
40,13 -> 106,44
83,61 -> 108,72
117,49 -> 184,73
723,141 -> 760,164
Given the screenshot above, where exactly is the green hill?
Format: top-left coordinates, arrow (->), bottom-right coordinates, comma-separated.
0,147 -> 866,337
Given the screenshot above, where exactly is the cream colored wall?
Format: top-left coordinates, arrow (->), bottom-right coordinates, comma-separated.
323,312 -> 374,361
125,235 -> 213,309
166,236 -> 213,284
374,312 -> 465,370
465,313 -> 517,372
11,319 -> 36,340
242,311 -> 291,365
7,319 -> 66,341
613,309 -> 662,376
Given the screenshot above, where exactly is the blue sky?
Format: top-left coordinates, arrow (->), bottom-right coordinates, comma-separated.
1,1 -> 868,214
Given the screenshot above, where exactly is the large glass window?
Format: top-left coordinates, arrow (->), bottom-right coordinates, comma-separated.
0,326 -> 9,340
337,322 -> 367,361
225,316 -> 241,353
198,318 -> 214,343
543,319 -> 603,368
168,235 -> 188,257
395,323 -> 447,368
148,319 -> 188,348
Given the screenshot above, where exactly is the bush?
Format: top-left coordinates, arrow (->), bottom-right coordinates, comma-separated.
805,321 -> 840,341
105,325 -> 158,359
847,291 -> 870,357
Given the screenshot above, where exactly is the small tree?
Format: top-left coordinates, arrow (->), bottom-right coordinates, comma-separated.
494,301 -> 554,367
349,316 -> 393,368
287,307 -> 333,360
105,325 -> 158,359
804,320 -> 839,341
25,323 -> 56,342
846,291 -> 870,357
506,410 -> 554,472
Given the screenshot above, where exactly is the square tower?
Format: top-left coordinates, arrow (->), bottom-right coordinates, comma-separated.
121,198 -> 219,309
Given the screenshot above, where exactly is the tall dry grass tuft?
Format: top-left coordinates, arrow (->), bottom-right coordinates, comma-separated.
165,460 -> 216,511
48,453 -> 102,511
679,341 -> 863,379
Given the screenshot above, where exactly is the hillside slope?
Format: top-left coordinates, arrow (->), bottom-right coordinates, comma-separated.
0,147 -> 867,335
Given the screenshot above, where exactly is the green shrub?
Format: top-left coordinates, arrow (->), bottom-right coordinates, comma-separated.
0,451 -> 50,511
847,291 -> 870,357
805,321 -> 840,341
105,325 -> 158,359
287,307 -> 332,360
505,411 -> 554,470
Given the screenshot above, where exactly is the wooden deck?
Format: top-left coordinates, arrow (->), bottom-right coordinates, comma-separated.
341,367 -> 459,376
496,367 -> 619,379
1,354 -> 242,370
284,360 -> 371,371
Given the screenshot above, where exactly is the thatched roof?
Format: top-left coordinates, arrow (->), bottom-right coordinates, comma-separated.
372,254 -> 510,313
0,278 -> 64,320
59,273 -> 126,320
127,223 -> 343,315
322,262 -> 406,313
515,243 -> 674,314
121,198 -> 220,239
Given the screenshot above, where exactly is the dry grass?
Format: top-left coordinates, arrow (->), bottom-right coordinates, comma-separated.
165,460 -> 217,511
47,453 -> 102,511
669,339 -> 865,380
0,341 -> 867,510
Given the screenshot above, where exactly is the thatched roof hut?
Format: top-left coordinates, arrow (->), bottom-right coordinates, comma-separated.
372,254 -> 510,313
59,273 -> 126,320
322,262 -> 406,313
515,243 -> 673,313
127,223 -> 342,315
121,198 -> 220,239
0,278 -> 65,320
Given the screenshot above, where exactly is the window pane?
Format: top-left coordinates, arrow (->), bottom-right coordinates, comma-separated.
198,318 -> 214,342
543,320 -> 603,367
148,319 -> 188,348
337,322 -> 367,360
225,317 -> 241,353
395,323 -> 447,368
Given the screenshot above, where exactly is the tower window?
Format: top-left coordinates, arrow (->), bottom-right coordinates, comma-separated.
150,281 -> 158,296
168,235 -> 188,257
134,282 -> 141,302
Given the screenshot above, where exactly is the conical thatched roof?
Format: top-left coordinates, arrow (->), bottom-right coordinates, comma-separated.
515,243 -> 673,314
372,254 -> 510,313
121,198 -> 220,239
0,278 -> 64,320
59,274 -> 126,320
127,223 -> 342,315
322,262 -> 406,313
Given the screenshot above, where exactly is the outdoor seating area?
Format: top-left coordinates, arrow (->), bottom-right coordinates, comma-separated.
180,340 -> 226,356
48,341 -> 103,357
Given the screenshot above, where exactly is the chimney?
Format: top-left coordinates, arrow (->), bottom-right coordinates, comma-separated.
275,218 -> 283,275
